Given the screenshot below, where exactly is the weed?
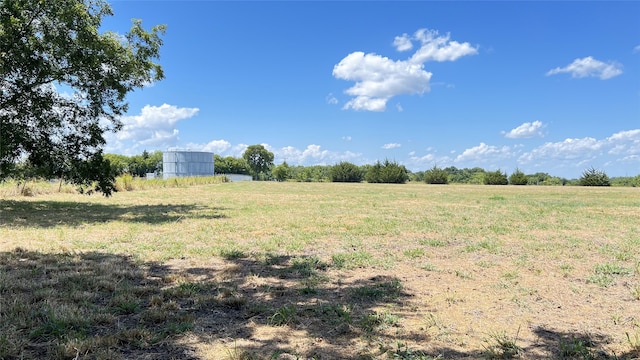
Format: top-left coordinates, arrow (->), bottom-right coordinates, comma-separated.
290,256 -> 327,277
587,274 -> 614,287
477,260 -> 496,268
268,304 -> 297,326
595,263 -> 632,276
422,262 -> 439,272
626,331 -> 640,352
559,263 -> 574,276
220,248 -> 246,260
331,251 -> 374,269
404,248 -> 426,259
559,336 -> 595,359
482,328 -> 521,359
419,238 -> 449,247
359,311 -> 398,332
454,269 -> 473,280
351,278 -> 402,301
380,341 -> 437,359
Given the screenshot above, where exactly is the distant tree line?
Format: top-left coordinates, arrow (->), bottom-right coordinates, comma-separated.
8,146 -> 639,189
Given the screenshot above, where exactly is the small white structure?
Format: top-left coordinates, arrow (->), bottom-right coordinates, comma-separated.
223,174 -> 252,182
163,151 -> 215,179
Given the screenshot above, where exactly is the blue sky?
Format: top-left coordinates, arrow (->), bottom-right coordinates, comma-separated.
102,1 -> 640,179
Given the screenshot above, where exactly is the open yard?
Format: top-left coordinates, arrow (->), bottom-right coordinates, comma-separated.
1,181 -> 639,359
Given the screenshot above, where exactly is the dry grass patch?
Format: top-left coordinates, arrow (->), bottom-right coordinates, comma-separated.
1,182 -> 640,358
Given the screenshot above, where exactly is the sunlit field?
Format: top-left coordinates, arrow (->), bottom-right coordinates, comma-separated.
1,180 -> 639,359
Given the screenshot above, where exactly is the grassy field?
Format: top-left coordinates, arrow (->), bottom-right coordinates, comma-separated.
1,180 -> 639,359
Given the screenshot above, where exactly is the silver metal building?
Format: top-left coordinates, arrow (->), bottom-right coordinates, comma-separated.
162,151 -> 215,179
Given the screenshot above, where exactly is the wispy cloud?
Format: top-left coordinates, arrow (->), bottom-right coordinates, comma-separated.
634,45 -> 640,53
546,56 -> 622,80
382,143 -> 402,150
333,28 -> 477,112
502,120 -> 545,139
326,93 -> 338,105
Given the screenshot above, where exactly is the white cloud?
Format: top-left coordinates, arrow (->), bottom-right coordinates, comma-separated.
455,143 -> 514,163
342,136 -> 352,141
634,45 -> 640,53
396,103 -> 404,112
606,129 -> 640,155
546,56 -> 623,80
519,137 -> 602,163
515,129 -> 640,174
273,144 -> 360,165
502,120 -> 545,139
333,28 -> 477,112
105,103 -> 199,154
409,29 -> 479,64
382,143 -> 401,150
393,33 -> 413,52
185,139 -> 231,153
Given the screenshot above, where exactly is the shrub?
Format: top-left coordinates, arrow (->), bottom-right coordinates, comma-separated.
484,170 -> 508,185
579,167 -> 610,186
365,160 -> 408,184
508,168 -> 528,185
329,162 -> 363,182
424,165 -> 449,184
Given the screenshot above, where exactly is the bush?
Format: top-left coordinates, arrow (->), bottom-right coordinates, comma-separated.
484,170 -> 508,185
424,166 -> 449,184
272,162 -> 291,182
365,160 -> 408,184
579,167 -> 610,186
329,162 -> 363,182
508,169 -> 528,185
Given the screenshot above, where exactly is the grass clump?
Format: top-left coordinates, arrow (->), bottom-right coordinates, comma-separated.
482,329 -> 522,359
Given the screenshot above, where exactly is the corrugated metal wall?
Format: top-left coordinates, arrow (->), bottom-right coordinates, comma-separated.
163,151 -> 215,179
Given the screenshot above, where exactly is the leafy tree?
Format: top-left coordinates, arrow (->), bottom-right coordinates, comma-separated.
272,161 -> 291,182
508,168 -> 528,185
579,167 -> 610,186
0,0 -> 165,195
214,155 -> 250,175
424,165 -> 449,184
329,161 -> 363,182
103,154 -> 129,176
242,145 -> 274,180
484,169 -> 508,185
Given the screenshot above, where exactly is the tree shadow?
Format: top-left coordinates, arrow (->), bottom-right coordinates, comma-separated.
2,248 -> 638,359
0,199 -> 228,227
0,249 -> 425,359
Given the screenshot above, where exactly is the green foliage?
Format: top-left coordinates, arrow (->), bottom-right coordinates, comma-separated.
579,167 -> 610,186
0,0 -> 165,196
365,159 -> 408,184
291,165 -> 330,182
508,168 -> 528,185
214,155 -> 251,175
444,166 -> 486,184
423,165 -> 449,184
272,161 -> 291,182
242,145 -> 274,180
484,170 -> 508,185
610,175 -> 640,187
329,161 -> 363,182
